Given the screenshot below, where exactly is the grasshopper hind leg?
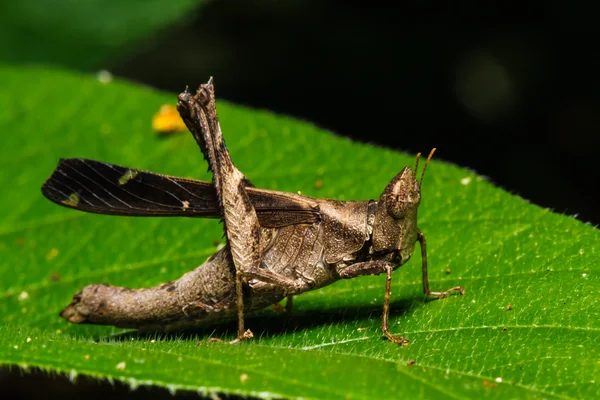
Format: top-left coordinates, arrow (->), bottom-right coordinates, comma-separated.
178,79 -> 300,343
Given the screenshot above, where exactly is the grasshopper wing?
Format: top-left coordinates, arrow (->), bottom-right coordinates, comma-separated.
41,158 -> 321,228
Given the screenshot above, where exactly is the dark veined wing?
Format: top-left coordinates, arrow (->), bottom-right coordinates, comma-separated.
41,158 -> 321,228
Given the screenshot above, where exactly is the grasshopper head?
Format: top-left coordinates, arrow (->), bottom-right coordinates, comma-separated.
372,150 -> 434,266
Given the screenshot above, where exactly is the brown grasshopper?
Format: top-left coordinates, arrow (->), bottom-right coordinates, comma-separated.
41,78 -> 465,344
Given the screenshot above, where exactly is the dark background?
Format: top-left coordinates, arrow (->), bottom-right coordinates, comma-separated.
113,0 -> 599,226
4,0 -> 599,398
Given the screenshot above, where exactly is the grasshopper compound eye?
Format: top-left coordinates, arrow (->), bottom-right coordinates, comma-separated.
385,168 -> 420,219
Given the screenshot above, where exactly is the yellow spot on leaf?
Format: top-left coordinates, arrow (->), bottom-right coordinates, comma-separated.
115,361 -> 126,370
46,248 -> 59,262
240,373 -> 248,383
152,104 -> 186,133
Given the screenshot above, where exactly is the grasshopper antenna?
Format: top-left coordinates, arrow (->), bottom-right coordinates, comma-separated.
414,152 -> 422,176
420,148 -> 436,187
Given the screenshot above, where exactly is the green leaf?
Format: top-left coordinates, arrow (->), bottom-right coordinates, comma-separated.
0,0 -> 203,69
0,65 -> 599,400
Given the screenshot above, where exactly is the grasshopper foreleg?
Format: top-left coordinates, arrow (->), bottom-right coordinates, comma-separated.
418,230 -> 465,298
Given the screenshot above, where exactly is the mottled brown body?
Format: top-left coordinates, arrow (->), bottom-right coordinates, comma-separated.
45,78 -> 465,344
61,199 -> 373,331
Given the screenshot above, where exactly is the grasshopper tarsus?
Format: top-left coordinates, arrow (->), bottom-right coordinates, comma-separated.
426,286 -> 466,299
229,329 -> 254,344
383,332 -> 410,346
207,329 -> 253,345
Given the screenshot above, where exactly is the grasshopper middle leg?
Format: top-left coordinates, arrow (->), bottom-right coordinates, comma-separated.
338,261 -> 408,344
337,240 -> 465,345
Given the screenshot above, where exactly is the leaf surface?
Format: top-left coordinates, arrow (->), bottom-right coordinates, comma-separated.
0,66 -> 598,400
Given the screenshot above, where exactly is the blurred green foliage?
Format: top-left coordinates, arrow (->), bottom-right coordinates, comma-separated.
0,0 -> 202,69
